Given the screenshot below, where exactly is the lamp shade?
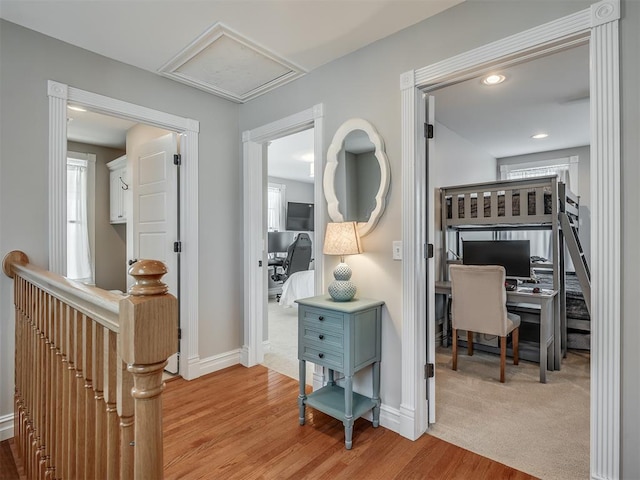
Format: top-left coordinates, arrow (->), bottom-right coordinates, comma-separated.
323,222 -> 363,256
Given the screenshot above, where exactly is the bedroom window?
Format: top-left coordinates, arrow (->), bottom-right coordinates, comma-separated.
67,152 -> 96,284
267,183 -> 286,231
500,155 -> 579,193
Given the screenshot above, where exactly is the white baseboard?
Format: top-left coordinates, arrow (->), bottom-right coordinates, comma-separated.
0,413 -> 13,441
379,403 -> 401,435
263,340 -> 271,352
197,349 -> 242,377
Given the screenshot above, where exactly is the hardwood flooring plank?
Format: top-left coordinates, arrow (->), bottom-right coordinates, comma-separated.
163,365 -> 537,480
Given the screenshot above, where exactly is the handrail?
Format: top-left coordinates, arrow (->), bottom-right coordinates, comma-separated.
3,250 -> 178,480
3,250 -> 121,332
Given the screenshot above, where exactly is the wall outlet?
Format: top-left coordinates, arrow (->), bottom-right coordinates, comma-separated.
392,241 -> 402,260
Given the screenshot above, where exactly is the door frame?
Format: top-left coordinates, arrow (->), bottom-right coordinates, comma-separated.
400,1 -> 620,478
47,81 -> 201,380
241,104 -> 324,367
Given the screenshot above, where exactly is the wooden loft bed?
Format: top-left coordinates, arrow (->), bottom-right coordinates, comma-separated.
439,176 -> 584,364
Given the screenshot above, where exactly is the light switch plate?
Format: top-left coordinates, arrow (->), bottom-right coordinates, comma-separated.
392,241 -> 402,260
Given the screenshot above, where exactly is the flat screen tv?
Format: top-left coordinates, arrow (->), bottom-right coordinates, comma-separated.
462,240 -> 531,279
286,202 -> 314,231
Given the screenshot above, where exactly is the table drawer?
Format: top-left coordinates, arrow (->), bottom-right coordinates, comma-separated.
302,325 -> 343,351
302,344 -> 343,370
300,306 -> 343,330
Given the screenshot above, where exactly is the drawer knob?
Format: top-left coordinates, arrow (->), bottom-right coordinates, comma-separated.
318,316 -> 324,321
318,353 -> 324,359
319,334 -> 324,340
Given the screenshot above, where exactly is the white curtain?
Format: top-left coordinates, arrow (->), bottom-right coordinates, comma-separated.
267,183 -> 285,231
67,158 -> 93,283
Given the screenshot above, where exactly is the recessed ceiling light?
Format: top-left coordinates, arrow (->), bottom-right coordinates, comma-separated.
531,133 -> 549,139
482,74 -> 505,85
67,105 -> 86,112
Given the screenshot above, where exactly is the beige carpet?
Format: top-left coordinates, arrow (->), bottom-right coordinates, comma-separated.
263,299 -> 313,385
429,346 -> 590,480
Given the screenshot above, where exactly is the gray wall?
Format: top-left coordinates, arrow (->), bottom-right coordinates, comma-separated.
240,0 -> 590,409
67,141 -> 127,291
620,1 -> 640,477
267,176 -> 314,204
238,0 -> 638,475
0,19 -> 241,423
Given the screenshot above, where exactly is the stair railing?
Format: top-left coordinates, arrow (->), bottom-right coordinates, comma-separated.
2,251 -> 177,479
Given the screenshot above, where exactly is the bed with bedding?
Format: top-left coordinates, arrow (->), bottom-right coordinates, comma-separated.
278,270 -> 314,308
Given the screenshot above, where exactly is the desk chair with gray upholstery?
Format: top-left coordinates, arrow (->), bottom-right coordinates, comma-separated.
272,233 -> 313,284
449,264 -> 521,383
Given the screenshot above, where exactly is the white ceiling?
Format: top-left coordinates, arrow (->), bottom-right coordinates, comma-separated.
433,43 -> 590,158
3,1 -> 589,168
0,0 -> 463,101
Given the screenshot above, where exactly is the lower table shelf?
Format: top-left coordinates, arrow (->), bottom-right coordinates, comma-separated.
305,385 -> 376,422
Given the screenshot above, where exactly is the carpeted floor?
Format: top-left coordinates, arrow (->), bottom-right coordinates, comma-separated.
263,299 -> 313,385
429,346 -> 590,480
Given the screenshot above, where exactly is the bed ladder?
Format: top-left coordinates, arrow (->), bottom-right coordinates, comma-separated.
559,212 -> 591,315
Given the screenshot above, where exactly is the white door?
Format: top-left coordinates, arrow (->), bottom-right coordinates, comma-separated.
425,95 -> 436,424
130,132 -> 180,374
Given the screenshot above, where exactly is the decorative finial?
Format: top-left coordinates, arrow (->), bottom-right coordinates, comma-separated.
127,259 -> 169,296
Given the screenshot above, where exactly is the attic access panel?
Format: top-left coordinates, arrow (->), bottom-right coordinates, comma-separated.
159,23 -> 305,103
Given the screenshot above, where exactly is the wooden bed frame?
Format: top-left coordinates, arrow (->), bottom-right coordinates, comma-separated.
439,175 -> 581,364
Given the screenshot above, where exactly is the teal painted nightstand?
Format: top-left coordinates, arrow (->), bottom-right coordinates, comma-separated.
295,295 -> 383,449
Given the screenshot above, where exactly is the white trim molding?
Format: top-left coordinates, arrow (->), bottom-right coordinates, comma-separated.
241,105 -> 324,368
198,349 -> 243,377
47,81 -> 201,381
0,413 -> 13,441
400,2 -> 620,478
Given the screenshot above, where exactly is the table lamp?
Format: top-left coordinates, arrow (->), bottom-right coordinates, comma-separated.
323,222 -> 363,301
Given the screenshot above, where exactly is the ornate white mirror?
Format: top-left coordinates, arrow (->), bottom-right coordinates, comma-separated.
323,118 -> 390,237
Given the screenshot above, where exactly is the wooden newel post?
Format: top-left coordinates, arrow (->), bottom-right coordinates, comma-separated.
119,260 -> 178,480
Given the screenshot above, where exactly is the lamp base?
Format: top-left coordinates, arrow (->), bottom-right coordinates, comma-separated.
328,280 -> 357,302
328,262 -> 356,301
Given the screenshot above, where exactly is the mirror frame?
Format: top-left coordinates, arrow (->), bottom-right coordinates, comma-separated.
323,118 -> 390,236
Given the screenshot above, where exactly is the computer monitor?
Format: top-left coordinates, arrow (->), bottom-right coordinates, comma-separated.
285,202 -> 314,231
462,240 -> 531,279
267,231 -> 294,254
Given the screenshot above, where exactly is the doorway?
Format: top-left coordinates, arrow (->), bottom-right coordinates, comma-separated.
262,128 -> 315,383
48,81 -> 201,380
66,112 -> 181,373
399,4 -> 620,478
424,44 -> 591,479
241,104 -> 324,382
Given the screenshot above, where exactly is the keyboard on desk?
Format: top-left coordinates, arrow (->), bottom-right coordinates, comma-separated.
516,287 -> 553,295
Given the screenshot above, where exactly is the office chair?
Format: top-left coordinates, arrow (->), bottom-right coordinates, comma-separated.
272,233 -> 313,284
449,264 -> 520,383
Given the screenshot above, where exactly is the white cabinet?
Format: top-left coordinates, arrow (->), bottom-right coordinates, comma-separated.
107,155 -> 128,224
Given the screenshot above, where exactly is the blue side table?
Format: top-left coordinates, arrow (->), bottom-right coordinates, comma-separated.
296,295 -> 383,449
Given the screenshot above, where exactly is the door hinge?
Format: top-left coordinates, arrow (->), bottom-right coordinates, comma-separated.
425,363 -> 435,378
173,241 -> 182,253
178,328 -> 182,340
424,123 -> 434,139
173,154 -> 182,166
425,243 -> 434,259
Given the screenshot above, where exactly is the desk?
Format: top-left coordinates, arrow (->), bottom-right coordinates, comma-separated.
435,281 -> 558,383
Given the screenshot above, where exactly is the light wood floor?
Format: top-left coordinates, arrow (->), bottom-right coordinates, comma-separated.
163,365 -> 537,479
